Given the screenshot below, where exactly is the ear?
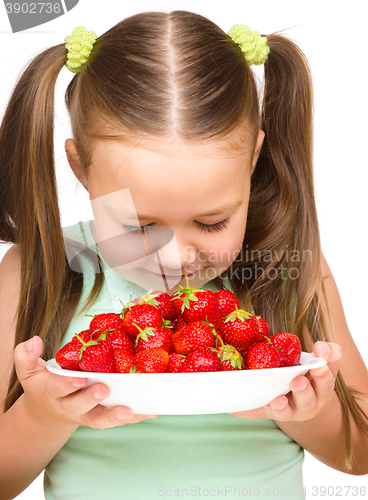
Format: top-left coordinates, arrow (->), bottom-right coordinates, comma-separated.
251,130 -> 265,176
65,139 -> 89,192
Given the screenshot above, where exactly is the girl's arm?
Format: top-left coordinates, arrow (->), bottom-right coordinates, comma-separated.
229,252 -> 368,475
0,393 -> 79,499
272,253 -> 368,474
0,245 -> 157,499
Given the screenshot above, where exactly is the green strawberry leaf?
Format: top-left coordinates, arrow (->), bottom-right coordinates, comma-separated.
223,304 -> 253,323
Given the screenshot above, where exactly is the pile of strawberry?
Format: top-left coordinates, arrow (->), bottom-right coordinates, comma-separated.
55,278 -> 302,373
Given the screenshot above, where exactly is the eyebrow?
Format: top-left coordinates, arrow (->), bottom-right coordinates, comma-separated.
107,199 -> 243,219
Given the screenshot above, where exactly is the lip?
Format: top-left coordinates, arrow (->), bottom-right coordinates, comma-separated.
150,271 -> 197,280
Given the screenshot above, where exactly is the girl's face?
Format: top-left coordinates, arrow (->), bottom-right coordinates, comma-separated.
65,132 -> 264,294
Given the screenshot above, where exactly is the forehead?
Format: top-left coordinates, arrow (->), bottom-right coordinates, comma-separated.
88,136 -> 252,211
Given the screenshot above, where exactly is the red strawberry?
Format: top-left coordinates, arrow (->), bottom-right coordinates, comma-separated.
171,327 -> 184,345
213,342 -> 245,371
135,324 -> 174,354
56,330 -> 93,370
122,303 -> 163,340
214,289 -> 240,319
130,289 -> 179,321
71,330 -> 93,342
245,342 -> 280,369
251,314 -> 270,340
167,352 -> 186,372
114,349 -> 135,373
152,291 -> 179,320
220,305 -> 262,353
174,316 -> 187,332
133,348 -> 169,373
181,347 -> 222,372
270,332 -> 302,367
173,321 -> 220,355
86,312 -> 124,335
170,276 -> 222,330
99,327 -> 135,354
77,333 -> 116,373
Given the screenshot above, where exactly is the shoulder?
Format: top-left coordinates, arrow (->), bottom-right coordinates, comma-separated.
0,244 -> 22,413
0,243 -> 21,273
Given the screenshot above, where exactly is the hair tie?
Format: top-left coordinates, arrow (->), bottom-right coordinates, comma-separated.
227,24 -> 270,66
64,26 -> 97,73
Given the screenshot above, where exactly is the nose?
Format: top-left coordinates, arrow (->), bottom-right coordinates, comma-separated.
154,230 -> 197,273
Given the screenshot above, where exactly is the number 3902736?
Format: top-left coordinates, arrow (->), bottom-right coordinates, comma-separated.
311,486 -> 366,496
5,3 -> 62,14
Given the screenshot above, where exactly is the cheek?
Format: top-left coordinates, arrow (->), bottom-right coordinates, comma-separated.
201,214 -> 246,266
197,232 -> 244,267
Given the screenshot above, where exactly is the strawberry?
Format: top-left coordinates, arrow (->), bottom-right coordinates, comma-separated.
214,289 -> 240,319
152,290 -> 179,320
251,314 -> 270,340
77,333 -> 116,373
133,347 -> 169,373
220,305 -> 262,353
71,330 -> 94,342
86,312 -> 124,335
135,324 -> 174,354
174,316 -> 187,332
98,327 -> 136,354
55,330 -> 93,370
172,321 -> 221,355
167,352 -> 186,372
181,347 -> 222,372
122,303 -> 163,340
245,342 -> 280,369
134,289 -> 179,321
171,327 -> 184,345
270,332 -> 302,367
213,342 -> 245,371
170,276 -> 222,330
114,349 -> 135,373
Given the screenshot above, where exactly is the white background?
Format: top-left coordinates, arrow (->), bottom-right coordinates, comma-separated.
0,0 -> 367,499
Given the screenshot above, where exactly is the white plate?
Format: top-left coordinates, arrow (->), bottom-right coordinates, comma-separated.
46,352 -> 327,415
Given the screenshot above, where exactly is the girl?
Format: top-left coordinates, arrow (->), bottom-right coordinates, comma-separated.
0,9 -> 368,500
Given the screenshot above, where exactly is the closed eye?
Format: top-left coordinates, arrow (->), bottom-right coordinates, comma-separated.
122,218 -> 230,235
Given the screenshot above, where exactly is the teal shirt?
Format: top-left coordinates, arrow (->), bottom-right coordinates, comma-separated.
44,220 -> 305,500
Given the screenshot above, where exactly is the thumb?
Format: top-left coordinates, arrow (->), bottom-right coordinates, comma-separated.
14,336 -> 45,382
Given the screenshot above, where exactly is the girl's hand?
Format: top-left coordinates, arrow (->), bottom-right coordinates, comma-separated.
227,341 -> 342,421
14,336 -> 158,429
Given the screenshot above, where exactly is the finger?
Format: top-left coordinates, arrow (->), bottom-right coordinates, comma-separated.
14,336 -> 46,382
59,382 -> 112,416
268,394 -> 295,420
47,373 -> 89,399
313,341 -> 342,379
82,406 -> 156,429
309,365 -> 336,403
287,375 -> 317,413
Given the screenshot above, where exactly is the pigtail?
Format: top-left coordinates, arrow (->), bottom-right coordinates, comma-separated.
0,45 -> 104,412
229,32 -> 368,473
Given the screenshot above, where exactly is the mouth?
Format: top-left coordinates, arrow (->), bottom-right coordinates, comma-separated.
149,270 -> 197,281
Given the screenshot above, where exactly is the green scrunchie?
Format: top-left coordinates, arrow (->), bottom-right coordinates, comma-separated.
227,24 -> 270,66
64,26 -> 97,73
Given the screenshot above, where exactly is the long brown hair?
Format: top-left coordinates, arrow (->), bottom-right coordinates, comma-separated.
1,10 -> 367,472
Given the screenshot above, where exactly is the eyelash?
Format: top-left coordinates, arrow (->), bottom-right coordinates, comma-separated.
122,218 -> 230,235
